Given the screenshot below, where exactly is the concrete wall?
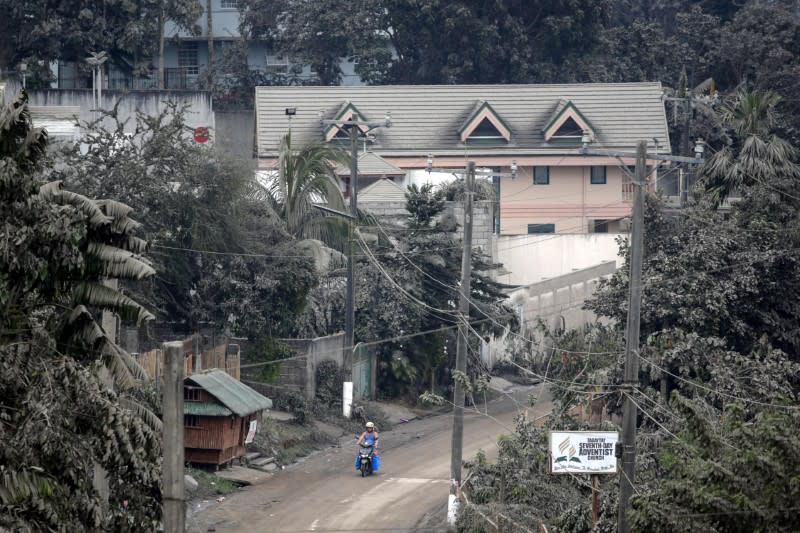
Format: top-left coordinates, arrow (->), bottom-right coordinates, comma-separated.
3,82 -> 215,136
486,261 -> 618,368
508,261 -> 617,333
495,233 -> 624,286
215,110 -> 255,159
446,200 -> 494,254
271,333 -> 345,402
358,199 -> 495,254
359,200 -> 408,219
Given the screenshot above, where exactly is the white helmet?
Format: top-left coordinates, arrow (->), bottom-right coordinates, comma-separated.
365,422 -> 375,429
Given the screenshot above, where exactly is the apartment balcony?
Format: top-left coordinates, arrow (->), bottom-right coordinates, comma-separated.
107,68 -> 201,91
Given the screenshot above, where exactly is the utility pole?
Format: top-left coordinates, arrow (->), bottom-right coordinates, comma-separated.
163,341 -> 185,533
447,161 -> 475,528
344,124 -> 359,383
340,123 -> 360,418
618,141 -> 647,533
318,110 -> 391,417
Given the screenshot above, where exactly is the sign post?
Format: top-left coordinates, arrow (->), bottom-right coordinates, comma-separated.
550,431 -> 619,527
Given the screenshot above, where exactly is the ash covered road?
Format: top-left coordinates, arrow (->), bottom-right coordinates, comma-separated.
189,384 -> 550,533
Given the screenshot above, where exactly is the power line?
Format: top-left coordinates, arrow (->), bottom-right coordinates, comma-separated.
635,351 -> 800,410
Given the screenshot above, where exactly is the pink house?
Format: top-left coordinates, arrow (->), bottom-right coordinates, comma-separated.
255,83 -> 671,235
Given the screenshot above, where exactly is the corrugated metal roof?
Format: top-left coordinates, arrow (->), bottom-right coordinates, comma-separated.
184,402 -> 233,416
30,106 -> 80,140
335,152 -> 405,176
256,83 -> 671,157
186,370 -> 272,417
359,179 -> 408,203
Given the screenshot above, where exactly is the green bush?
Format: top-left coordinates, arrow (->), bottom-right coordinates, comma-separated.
315,360 -> 344,408
269,389 -> 314,425
250,337 -> 295,383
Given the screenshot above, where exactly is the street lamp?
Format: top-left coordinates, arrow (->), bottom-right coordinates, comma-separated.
581,129 -> 592,149
85,51 -> 109,117
18,62 -> 27,89
694,138 -> 705,160
318,108 -> 392,417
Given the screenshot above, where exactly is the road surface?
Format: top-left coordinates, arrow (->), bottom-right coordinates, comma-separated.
189,384 -> 550,533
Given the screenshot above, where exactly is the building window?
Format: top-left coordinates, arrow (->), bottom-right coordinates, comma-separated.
220,0 -> 239,8
528,223 -> 555,234
533,166 -> 549,185
178,42 -> 199,76
266,54 -> 290,74
184,415 -> 200,428
593,219 -> 609,233
590,166 -> 607,184
184,387 -> 201,402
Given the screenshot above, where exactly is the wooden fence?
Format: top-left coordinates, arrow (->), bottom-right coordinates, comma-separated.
134,341 -> 241,384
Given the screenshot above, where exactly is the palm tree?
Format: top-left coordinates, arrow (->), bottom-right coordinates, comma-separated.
701,90 -> 800,205
1,90 -> 156,388
1,90 -> 161,528
266,131 -> 352,250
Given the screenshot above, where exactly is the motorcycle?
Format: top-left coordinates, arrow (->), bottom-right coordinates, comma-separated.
357,444 -> 377,477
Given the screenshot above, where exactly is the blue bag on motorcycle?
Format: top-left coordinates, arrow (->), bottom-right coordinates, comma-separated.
354,454 -> 360,470
371,454 -> 380,472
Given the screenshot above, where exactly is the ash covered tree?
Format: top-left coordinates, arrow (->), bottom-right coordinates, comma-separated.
57,103 -> 318,341
353,182 -> 516,399
0,90 -> 161,530
0,0 -> 201,87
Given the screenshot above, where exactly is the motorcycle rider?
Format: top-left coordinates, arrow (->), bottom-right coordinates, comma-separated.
357,421 -> 379,455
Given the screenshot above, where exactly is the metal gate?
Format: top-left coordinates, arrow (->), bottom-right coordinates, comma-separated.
352,344 -> 372,400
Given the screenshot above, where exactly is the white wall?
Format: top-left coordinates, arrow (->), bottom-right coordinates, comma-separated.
3,83 -> 215,137
496,233 -> 624,286
405,169 -> 459,190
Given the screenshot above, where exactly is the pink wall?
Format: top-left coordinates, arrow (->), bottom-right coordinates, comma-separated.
500,165 -> 632,234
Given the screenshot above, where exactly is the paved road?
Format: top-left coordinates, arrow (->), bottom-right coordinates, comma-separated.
189,384 -> 549,533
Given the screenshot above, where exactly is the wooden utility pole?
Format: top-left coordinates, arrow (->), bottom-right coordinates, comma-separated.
447,161 -> 475,527
163,341 -> 185,533
618,141 -> 647,533
344,125 -> 359,378
340,124 -> 359,417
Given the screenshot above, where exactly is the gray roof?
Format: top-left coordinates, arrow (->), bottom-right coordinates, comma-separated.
359,178 -> 408,203
186,369 -> 272,417
256,83 -> 671,157
30,106 -> 80,140
335,151 -> 405,176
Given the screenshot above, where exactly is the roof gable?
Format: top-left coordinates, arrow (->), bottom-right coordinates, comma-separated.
335,151 -> 405,176
186,369 -> 272,417
359,178 -> 407,203
543,100 -> 595,142
458,100 -> 511,142
323,101 -> 370,142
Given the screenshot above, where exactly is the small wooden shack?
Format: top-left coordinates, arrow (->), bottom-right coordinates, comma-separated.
183,369 -> 273,465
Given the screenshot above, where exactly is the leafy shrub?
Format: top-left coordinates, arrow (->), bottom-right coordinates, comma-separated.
250,337 -> 295,383
315,360 -> 344,408
269,389 -> 314,425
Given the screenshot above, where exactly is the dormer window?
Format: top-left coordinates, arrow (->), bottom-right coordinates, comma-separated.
458,100 -> 511,145
543,100 -> 595,144
322,101 -> 370,142
552,117 -> 584,137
